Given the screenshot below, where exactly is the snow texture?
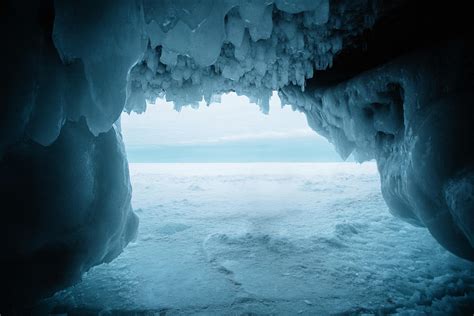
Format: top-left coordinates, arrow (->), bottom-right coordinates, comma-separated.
41,163 -> 474,314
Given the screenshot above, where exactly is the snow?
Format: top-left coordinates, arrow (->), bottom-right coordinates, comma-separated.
42,163 -> 474,314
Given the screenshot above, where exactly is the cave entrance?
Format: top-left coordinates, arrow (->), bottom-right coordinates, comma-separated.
43,92 -> 473,313
120,92 -> 340,163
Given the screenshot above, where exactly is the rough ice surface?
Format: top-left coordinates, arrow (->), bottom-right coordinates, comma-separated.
41,163 -> 474,314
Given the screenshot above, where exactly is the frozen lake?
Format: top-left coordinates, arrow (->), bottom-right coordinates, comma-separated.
44,163 -> 474,314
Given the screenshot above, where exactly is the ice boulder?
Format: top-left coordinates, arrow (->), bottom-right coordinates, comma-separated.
0,120 -> 138,306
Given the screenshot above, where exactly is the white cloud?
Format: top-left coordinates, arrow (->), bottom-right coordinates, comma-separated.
121,92 -> 325,146
176,129 -> 322,145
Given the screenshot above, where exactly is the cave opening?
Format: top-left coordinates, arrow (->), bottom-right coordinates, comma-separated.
2,0 -> 474,313
34,94 -> 474,314
121,92 -> 341,163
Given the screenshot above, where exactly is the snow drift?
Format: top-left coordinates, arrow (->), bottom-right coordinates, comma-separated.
1,0 -> 473,306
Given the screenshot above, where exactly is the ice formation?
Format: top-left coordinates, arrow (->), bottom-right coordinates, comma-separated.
0,120 -> 138,305
1,0 -> 473,307
280,41 -> 474,259
126,0 -> 365,113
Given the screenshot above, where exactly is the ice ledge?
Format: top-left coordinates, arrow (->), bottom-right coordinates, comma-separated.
279,42 -> 474,259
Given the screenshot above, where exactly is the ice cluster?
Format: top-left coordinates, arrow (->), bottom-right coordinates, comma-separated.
126,0 -> 376,113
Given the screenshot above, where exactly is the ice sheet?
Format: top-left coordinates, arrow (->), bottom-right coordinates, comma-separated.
43,163 -> 474,314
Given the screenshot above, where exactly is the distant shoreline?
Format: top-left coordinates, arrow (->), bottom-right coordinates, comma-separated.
127,161 -> 365,164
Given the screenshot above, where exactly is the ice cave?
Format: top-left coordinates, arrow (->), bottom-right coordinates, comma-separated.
1,0 -> 474,314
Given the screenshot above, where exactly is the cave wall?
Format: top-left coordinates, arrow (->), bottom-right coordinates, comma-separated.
0,0 -> 141,308
0,120 -> 138,306
280,41 -> 474,259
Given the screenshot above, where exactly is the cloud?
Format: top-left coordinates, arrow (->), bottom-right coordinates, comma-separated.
122,93 -> 327,146
175,129 -> 324,145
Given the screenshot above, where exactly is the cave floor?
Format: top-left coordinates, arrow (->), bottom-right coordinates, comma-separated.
40,163 -> 474,315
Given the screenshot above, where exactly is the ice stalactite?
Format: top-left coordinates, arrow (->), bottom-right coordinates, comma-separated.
126,0 -> 375,113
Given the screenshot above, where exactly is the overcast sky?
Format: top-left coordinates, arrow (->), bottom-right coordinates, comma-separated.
121,93 -> 341,162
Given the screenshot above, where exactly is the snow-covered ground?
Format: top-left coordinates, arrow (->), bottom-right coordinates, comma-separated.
44,163 -> 474,314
